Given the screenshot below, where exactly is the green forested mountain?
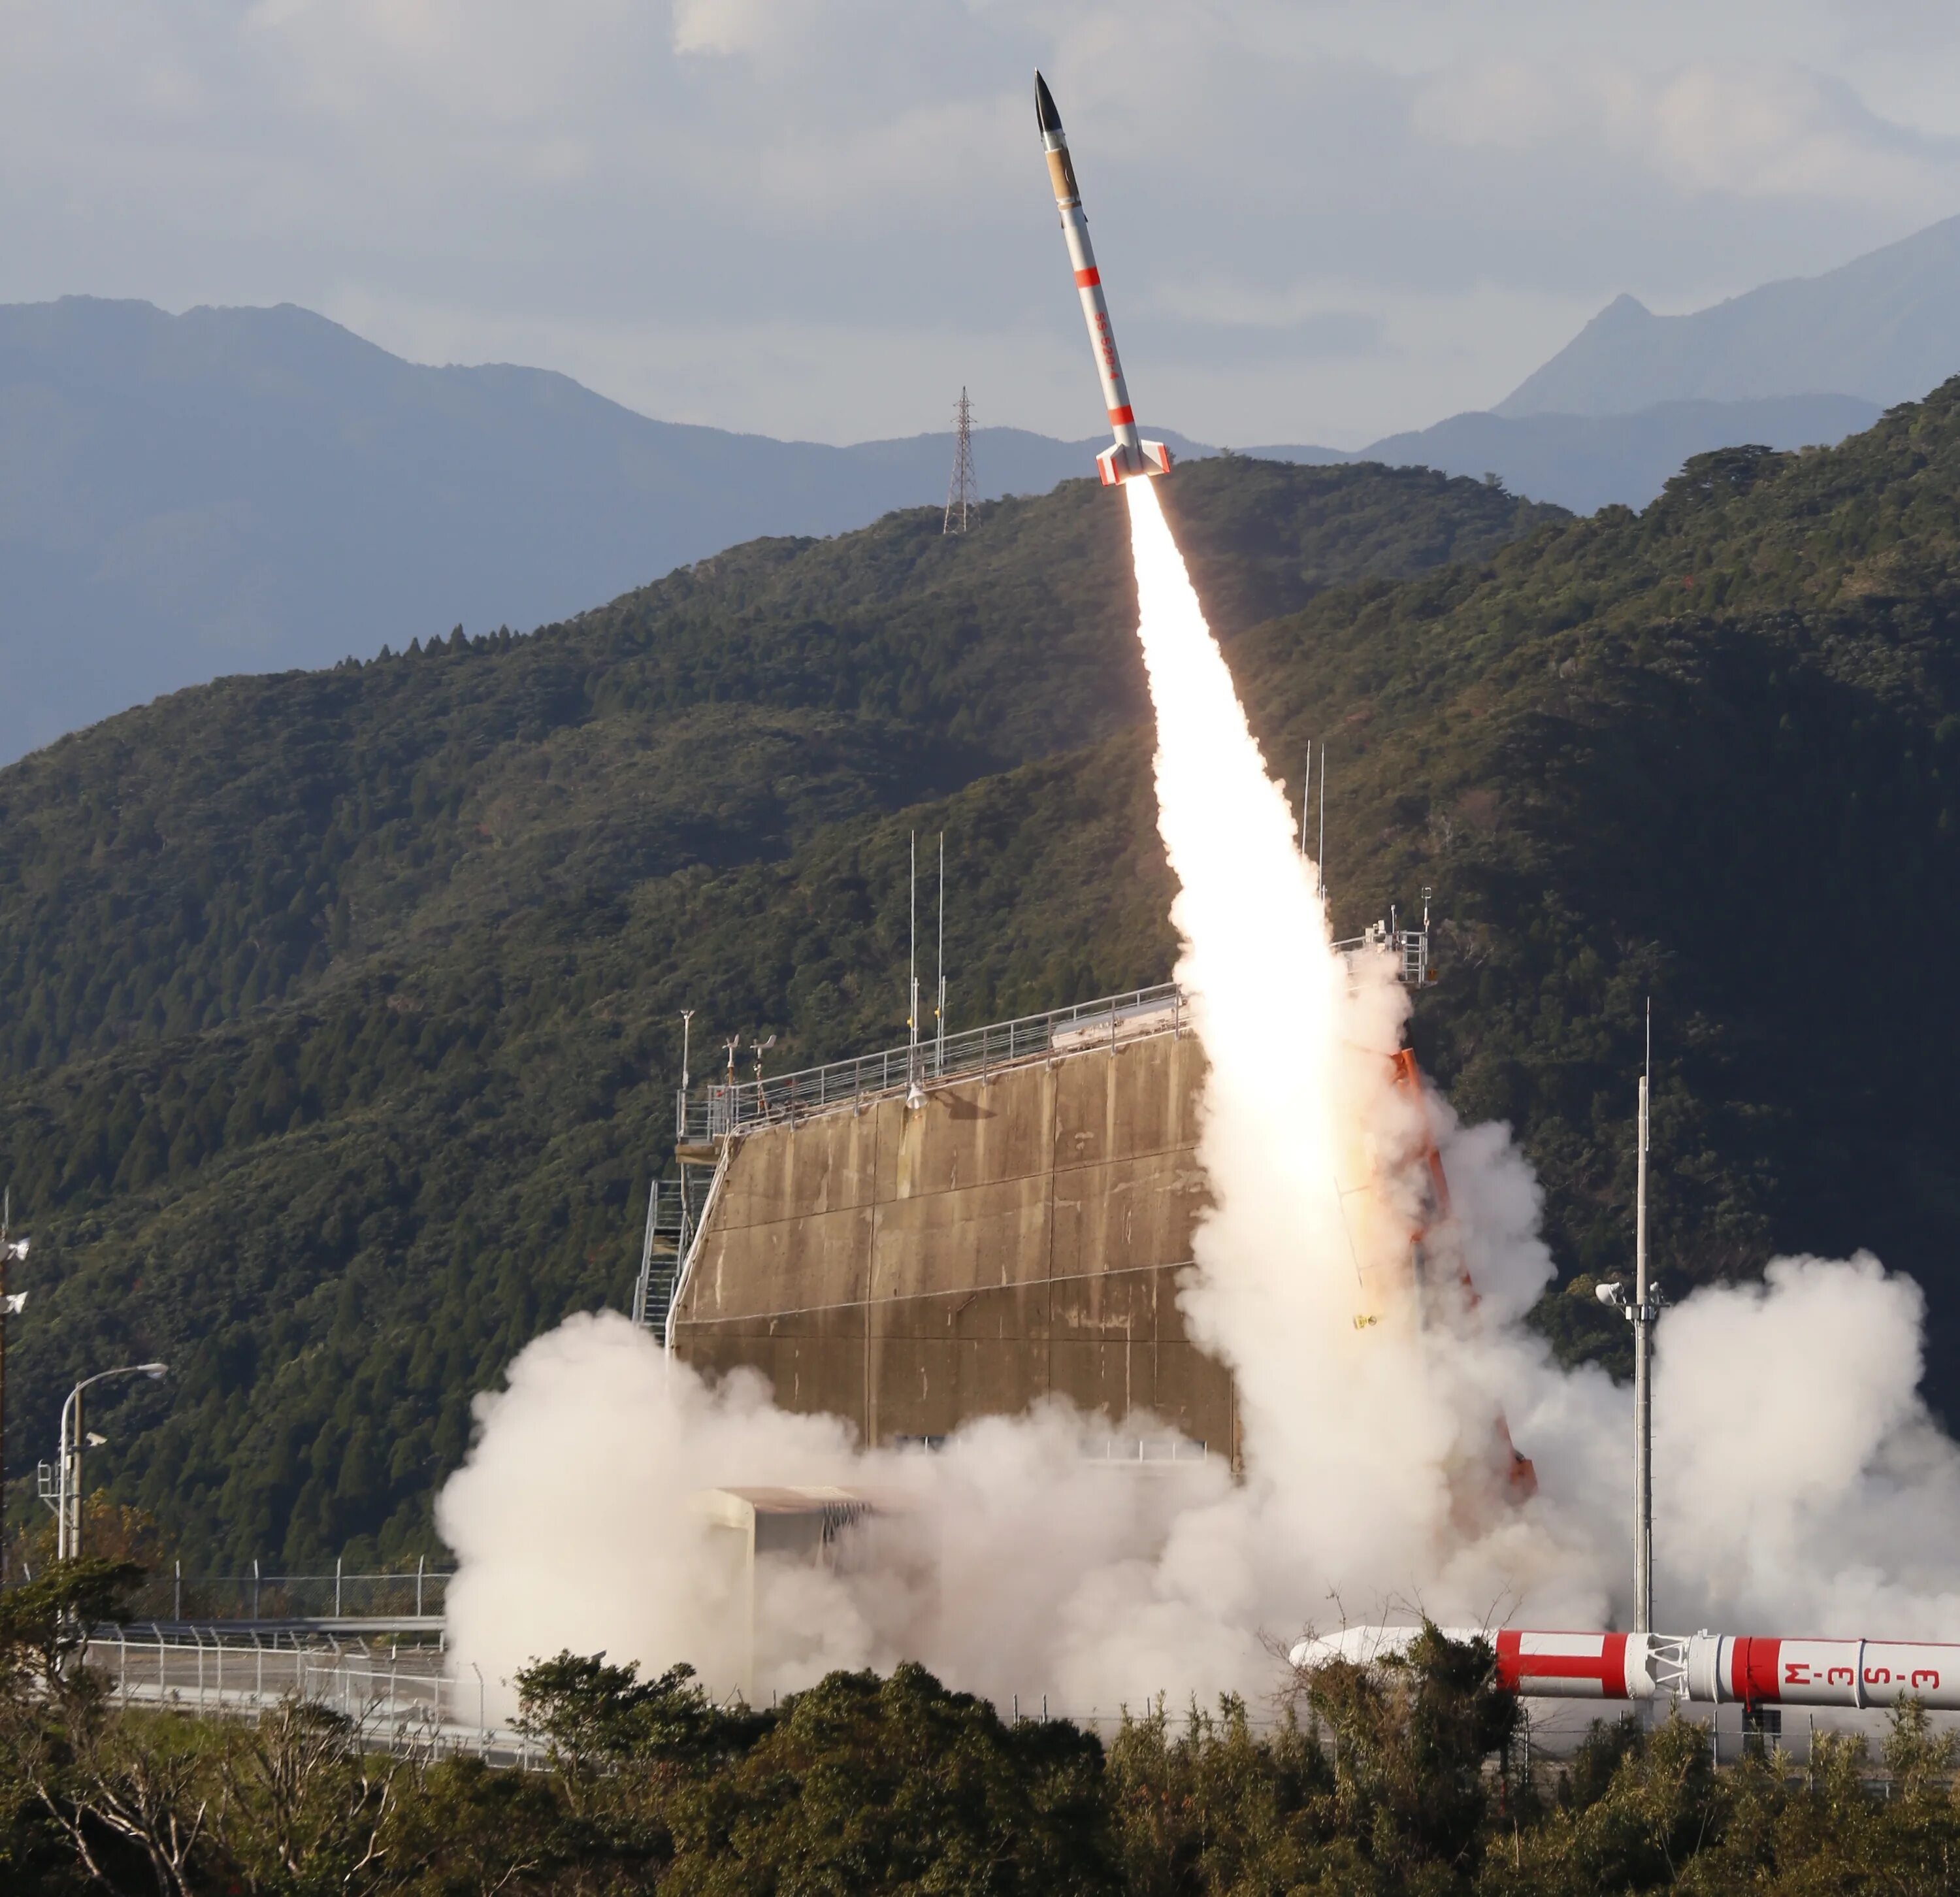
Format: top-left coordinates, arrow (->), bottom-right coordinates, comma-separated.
0,459 -> 1558,1565
8,394 -> 1960,1568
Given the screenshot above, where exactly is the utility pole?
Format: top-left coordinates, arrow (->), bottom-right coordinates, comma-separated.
943,388 -> 978,535
0,1191 -> 27,1583
1633,1002 -> 1654,1634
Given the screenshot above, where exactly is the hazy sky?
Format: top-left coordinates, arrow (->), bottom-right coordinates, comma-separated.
7,1 -> 1960,446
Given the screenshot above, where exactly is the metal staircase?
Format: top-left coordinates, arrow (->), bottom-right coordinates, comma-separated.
630,1148 -> 728,1349
629,1178 -> 691,1340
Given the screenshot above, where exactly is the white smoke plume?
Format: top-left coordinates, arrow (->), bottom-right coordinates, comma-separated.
438,478 -> 1960,1717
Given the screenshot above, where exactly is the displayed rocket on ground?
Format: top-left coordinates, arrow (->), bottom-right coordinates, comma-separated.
1293,1626 -> 1960,1713
1035,73 -> 1173,488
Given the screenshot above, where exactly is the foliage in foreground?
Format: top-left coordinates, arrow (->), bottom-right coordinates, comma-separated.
3,1577 -> 1958,1895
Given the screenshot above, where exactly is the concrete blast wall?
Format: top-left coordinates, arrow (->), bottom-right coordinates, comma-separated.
670,1029 -> 1237,1459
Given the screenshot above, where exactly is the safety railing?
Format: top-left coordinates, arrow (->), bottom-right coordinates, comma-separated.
1331,922 -> 1431,989
55,1560 -> 456,1623
673,916 -> 1432,1146
676,983 -> 1186,1142
82,1632 -> 537,1766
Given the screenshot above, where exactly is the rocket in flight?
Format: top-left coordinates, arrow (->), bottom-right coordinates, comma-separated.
1035,73 -> 1173,487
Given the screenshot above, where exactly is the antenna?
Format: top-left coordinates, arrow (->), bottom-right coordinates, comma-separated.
936,832 -> 947,1077
1317,742 -> 1328,898
907,833 -> 921,1100
943,388 -> 978,535
1633,998 -> 1653,1636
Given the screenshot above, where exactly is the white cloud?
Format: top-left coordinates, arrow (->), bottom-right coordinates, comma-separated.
5,1 -> 1960,442
1416,55 -> 1955,214
672,0 -> 793,58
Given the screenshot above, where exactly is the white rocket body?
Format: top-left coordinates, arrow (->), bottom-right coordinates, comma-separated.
1036,74 -> 1171,488
1292,1625 -> 1960,1711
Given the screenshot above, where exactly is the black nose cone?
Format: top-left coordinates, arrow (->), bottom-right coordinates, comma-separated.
1035,72 -> 1063,136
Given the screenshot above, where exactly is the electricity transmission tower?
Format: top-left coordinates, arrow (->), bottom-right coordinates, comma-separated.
943,388 -> 977,534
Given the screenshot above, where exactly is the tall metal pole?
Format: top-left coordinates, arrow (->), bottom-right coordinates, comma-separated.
907,833 -> 920,1090
1316,744 -> 1327,897
57,1384 -> 78,1562
1633,1004 -> 1653,1634
0,1191 -> 11,1583
0,1196 -> 33,1579
69,1388 -> 84,1562
936,833 -> 947,1078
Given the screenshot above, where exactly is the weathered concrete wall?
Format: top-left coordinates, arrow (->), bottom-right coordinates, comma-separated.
671,1029 -> 1236,1458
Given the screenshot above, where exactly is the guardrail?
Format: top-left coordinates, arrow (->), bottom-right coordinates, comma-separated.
83,1632 -> 538,1766
23,1561 -> 459,1623
676,983 -> 1186,1142
674,919 -> 1432,1146
79,1633 -> 1849,1770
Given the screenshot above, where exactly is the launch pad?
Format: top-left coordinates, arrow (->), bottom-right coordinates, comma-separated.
640,918 -> 1433,1459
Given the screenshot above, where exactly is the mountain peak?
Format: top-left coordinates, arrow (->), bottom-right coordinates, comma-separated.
1594,292 -> 1654,326
1495,215 -> 1960,419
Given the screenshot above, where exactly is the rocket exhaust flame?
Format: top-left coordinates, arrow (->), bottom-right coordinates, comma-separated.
1120,476 -> 1530,1536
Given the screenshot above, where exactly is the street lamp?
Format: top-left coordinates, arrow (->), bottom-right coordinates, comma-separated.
56,1363 -> 167,1561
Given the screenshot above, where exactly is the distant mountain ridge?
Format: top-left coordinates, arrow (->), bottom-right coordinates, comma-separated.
1497,214 -> 1960,418
1250,393 -> 1882,515
0,280 -> 1927,766
0,296 -> 1204,765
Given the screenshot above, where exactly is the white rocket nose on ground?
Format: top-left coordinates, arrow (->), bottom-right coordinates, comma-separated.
1036,73 -> 1173,489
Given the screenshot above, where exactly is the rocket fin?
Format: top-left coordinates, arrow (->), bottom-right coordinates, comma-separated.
1096,440 -> 1174,486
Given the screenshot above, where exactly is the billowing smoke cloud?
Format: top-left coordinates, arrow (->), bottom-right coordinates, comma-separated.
439,480 -> 1960,1716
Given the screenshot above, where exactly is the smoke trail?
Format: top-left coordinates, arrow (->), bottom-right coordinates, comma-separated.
438,482 -> 1960,1717
1122,478 -> 1562,1591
